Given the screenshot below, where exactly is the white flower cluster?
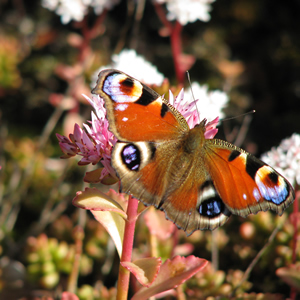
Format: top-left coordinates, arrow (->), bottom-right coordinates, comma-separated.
92,49 -> 165,87
42,0 -> 120,24
261,133 -> 300,187
184,82 -> 228,122
42,0 -> 215,26
155,0 -> 215,25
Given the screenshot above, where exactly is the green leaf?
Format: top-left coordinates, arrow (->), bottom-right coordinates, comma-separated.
73,187 -> 127,219
84,168 -> 119,185
132,255 -> 208,300
73,188 -> 127,257
121,257 -> 162,287
276,263 -> 300,291
91,210 -> 124,258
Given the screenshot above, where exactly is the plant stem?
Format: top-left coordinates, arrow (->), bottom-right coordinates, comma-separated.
153,3 -> 185,83
170,21 -> 184,84
290,188 -> 299,300
68,226 -> 84,294
291,190 -> 299,264
211,229 -> 219,270
116,195 -> 139,300
231,226 -> 280,297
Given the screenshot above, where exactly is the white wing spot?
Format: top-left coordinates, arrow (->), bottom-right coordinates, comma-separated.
253,188 -> 261,202
116,104 -> 128,111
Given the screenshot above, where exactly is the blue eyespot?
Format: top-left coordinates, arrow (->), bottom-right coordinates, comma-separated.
121,144 -> 140,171
199,198 -> 224,217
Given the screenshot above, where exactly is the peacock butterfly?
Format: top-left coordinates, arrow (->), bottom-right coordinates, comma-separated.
92,69 -> 295,236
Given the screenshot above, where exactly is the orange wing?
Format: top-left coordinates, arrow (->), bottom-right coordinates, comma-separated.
92,69 -> 189,141
112,134 -> 232,235
204,139 -> 295,217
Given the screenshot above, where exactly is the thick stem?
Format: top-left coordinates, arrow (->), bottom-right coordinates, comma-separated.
116,195 -> 139,300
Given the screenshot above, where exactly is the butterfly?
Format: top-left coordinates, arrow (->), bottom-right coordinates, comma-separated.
92,69 -> 295,236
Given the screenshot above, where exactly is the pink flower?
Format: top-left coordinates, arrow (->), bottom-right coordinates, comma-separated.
56,95 -> 117,180
168,89 -> 219,138
56,133 -> 79,158
57,87 -> 222,181
204,117 -> 219,139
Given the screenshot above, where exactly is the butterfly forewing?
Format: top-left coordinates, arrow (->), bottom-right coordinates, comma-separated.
92,69 -> 189,142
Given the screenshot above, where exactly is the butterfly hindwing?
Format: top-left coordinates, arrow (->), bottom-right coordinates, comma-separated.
112,131 -> 232,235
204,139 -> 295,217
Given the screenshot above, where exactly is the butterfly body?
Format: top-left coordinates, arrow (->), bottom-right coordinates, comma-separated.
92,69 -> 295,236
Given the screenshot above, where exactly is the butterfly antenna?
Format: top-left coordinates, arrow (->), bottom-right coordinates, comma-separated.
221,110 -> 256,122
186,71 -> 200,118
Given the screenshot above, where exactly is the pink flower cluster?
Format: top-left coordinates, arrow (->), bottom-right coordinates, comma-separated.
169,88 -> 219,138
56,94 -> 117,179
57,89 -> 219,181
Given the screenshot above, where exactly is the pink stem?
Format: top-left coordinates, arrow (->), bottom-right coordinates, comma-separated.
170,21 -> 184,83
153,2 -> 173,31
116,195 -> 139,300
77,11 -> 107,63
153,3 -> 184,83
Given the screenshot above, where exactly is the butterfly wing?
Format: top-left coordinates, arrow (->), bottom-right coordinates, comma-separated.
92,69 -> 189,141
112,138 -> 232,235
204,139 -> 295,217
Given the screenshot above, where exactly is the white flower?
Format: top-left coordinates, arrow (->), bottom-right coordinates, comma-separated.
88,0 -> 121,15
261,133 -> 300,187
42,0 -> 59,10
154,0 -> 215,25
184,82 -> 227,122
91,49 -> 165,87
42,0 -> 120,24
